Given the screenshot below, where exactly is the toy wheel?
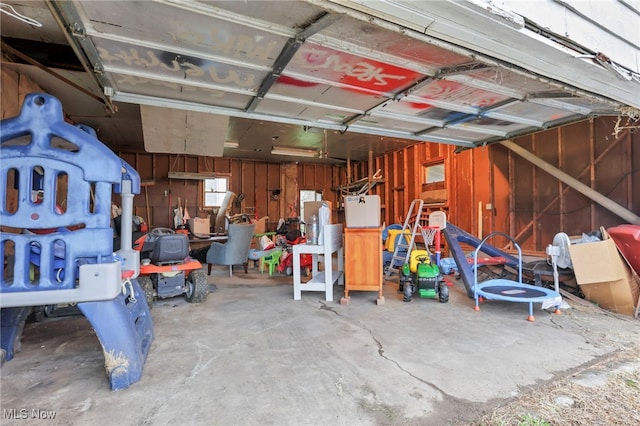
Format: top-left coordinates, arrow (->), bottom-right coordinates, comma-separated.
138,276 -> 155,308
383,262 -> 390,276
285,265 -> 293,276
403,282 -> 413,302
438,280 -> 449,303
185,270 -> 208,303
302,266 -> 311,277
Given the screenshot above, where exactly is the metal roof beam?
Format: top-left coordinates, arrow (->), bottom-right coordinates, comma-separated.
246,12 -> 339,113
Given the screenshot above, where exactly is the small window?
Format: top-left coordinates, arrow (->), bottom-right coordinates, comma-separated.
421,160 -> 447,204
204,177 -> 229,207
422,161 -> 445,191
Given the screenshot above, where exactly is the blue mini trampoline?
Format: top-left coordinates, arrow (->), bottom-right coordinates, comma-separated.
472,232 -> 563,321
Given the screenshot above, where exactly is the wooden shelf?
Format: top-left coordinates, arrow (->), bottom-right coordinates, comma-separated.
168,172 -> 216,180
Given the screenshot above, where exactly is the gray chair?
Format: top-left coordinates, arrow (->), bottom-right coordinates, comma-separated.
206,222 -> 256,277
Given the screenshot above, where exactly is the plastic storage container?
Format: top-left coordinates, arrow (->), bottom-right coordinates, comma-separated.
308,214 -> 319,245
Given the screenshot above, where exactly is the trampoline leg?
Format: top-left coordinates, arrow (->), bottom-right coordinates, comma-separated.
527,302 -> 535,322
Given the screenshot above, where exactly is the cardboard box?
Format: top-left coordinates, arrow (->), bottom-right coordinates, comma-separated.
188,217 -> 210,235
303,201 -> 332,224
568,234 -> 640,316
344,195 -> 380,228
253,216 -> 268,235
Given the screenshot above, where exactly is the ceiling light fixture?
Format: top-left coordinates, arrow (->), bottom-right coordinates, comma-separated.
224,141 -> 239,148
271,146 -> 318,158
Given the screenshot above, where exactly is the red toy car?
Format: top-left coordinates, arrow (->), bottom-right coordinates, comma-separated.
276,234 -> 313,276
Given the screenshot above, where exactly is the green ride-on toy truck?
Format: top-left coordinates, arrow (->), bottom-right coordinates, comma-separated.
399,250 -> 449,303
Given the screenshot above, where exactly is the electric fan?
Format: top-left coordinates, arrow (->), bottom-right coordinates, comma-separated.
546,232 -> 573,308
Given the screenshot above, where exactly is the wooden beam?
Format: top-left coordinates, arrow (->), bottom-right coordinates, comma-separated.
502,140 -> 640,225
512,128 -> 630,242
168,171 -> 216,180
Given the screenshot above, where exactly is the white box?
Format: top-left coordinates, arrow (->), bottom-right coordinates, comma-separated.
344,195 -> 380,228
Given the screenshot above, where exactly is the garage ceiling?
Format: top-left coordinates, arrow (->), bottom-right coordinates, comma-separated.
1,0 -> 638,164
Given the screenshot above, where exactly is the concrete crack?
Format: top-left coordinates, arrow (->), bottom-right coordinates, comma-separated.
363,324 -> 462,402
318,301 -> 340,315
550,315 -> 563,328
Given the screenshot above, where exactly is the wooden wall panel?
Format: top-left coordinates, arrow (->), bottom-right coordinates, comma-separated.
491,145 -> 510,233
593,118 -> 631,229
486,117 -> 638,254
319,164 -> 337,209
136,153 -> 154,182
299,164 -> 313,189
18,74 -> 43,107
382,155 -> 391,226
560,122 -> 592,236
472,147 -> 491,239
406,145 -> 418,207
511,135 -> 535,250
120,152 -> 136,171
533,131 -> 561,250
155,155 -> 170,180
357,142 -> 470,231
185,156 -> 199,175
398,149 -> 408,223
316,165 -> 327,195
214,157 -> 231,174
266,162 -> 281,221
427,142 -> 440,159
451,149 -> 474,232
1,68 -> 20,119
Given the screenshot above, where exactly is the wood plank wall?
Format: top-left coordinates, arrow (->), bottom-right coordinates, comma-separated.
116,152 -> 344,231
358,117 -> 639,255
486,119 -> 639,253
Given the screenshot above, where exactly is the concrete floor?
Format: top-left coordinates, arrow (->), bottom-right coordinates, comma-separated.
1,264 -> 639,425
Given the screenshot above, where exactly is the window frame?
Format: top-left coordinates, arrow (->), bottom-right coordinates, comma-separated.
422,159 -> 446,192
203,174 -> 231,208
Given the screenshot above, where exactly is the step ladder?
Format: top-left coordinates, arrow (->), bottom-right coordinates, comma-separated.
385,199 -> 434,280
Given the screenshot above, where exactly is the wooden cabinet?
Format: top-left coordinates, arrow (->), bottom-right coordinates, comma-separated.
342,227 -> 384,305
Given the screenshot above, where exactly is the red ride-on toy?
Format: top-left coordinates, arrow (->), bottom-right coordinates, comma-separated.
276,234 -> 313,277
134,227 -> 209,307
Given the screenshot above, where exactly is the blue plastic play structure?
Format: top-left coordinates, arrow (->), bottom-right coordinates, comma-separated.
442,223 -> 519,298
1,93 -> 154,390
